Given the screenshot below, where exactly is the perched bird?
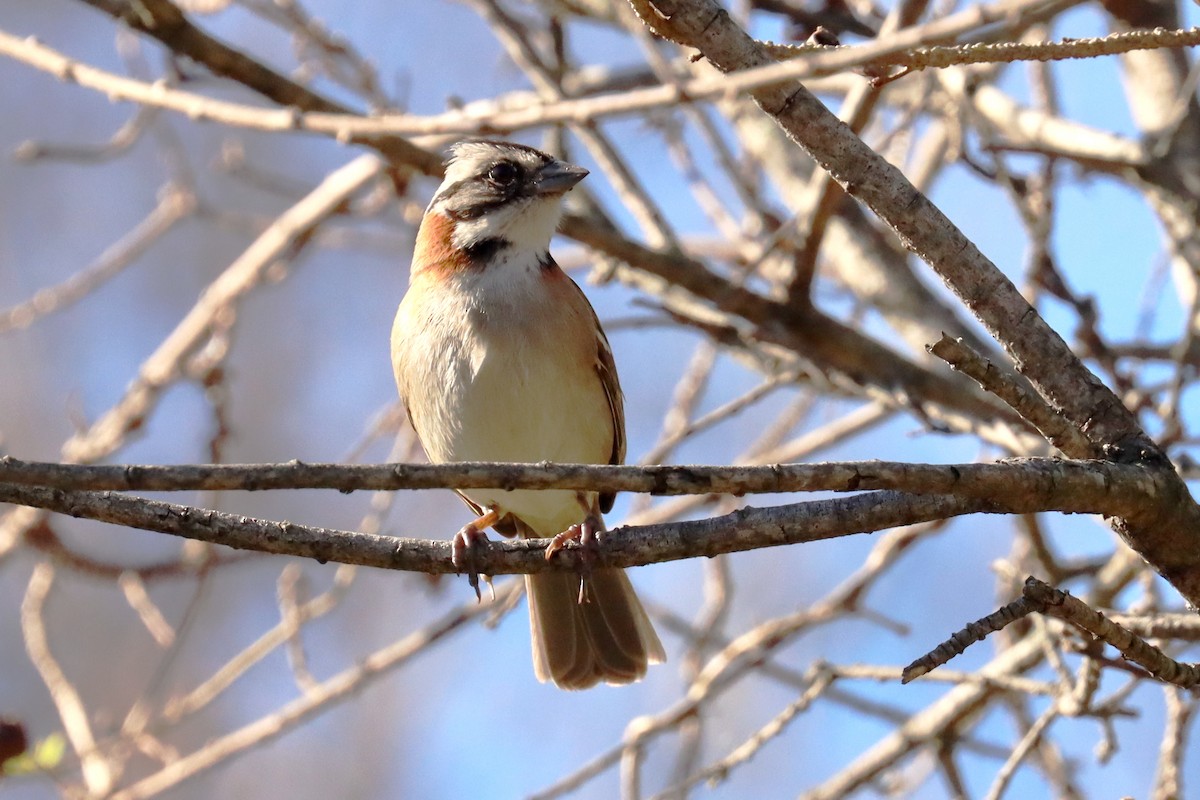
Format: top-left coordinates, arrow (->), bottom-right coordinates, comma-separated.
391,140 -> 665,689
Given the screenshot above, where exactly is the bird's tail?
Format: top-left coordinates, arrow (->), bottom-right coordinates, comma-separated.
525,567 -> 665,690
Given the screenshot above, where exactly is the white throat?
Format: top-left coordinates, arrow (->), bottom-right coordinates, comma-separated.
449,195 -> 564,254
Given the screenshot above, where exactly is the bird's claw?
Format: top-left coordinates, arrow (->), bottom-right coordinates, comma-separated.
545,515 -> 602,603
452,523 -> 492,602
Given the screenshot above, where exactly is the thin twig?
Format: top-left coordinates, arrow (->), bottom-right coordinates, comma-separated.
0,187 -> 195,333
1153,686 -> 1196,800
21,564 -> 114,795
14,12 -> 1194,139
982,704 -> 1058,800
1023,578 -> 1200,689
650,668 -> 835,798
928,334 -> 1091,456
909,576 -> 1200,689
109,581 -> 521,799
903,595 -> 1037,683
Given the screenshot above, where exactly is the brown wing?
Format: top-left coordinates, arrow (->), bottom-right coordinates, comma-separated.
595,328 -> 625,513
571,279 -> 626,514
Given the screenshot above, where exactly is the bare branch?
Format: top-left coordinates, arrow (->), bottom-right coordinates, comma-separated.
107,581 -> 521,800
902,595 -> 1036,683
1024,577 -> 1200,688
14,12 -> 1196,140
631,0 -> 1200,609
0,187 -> 194,333
5,0 -> 1200,795
910,576 -> 1200,689
0,455 -> 1165,509
803,635 -> 1047,800
929,334 -> 1091,456
982,704 -> 1058,800
21,564 -> 114,795
1154,686 -> 1196,800
73,0 -> 441,173
0,480 -> 995,575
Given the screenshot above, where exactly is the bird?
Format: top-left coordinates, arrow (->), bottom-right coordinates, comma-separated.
390,140 -> 665,689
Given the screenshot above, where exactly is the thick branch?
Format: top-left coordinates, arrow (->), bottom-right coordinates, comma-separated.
638,0 -> 1141,452
0,480 -> 1112,575
633,0 -> 1200,606
0,456 -> 1165,514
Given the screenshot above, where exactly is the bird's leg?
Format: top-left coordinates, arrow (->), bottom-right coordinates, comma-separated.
545,513 -> 603,604
453,508 -> 499,601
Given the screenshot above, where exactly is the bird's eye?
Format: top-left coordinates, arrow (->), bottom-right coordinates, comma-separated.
487,162 -> 519,185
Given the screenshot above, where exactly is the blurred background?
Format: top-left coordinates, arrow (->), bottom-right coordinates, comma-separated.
2,0 -> 1200,797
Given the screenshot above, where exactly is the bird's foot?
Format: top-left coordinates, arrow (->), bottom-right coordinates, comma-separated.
545,514 -> 603,603
453,509 -> 499,602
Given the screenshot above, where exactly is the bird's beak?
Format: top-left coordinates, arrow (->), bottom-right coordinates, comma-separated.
533,160 -> 589,196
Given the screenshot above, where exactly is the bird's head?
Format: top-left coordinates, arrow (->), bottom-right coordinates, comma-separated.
414,141 -> 588,271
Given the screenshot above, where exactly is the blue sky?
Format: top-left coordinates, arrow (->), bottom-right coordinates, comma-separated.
2,1 -> 1198,797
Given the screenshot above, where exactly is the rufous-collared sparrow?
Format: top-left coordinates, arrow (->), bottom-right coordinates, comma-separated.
391,140 -> 665,689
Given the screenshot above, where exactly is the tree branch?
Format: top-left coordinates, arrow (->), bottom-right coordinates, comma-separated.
74,0 -> 441,175
907,576 -> 1200,689
630,0 -> 1200,607
0,479 -> 991,573
929,334 -> 1092,454
0,454 -> 1163,508
12,6 -> 1033,437
0,455 -> 1173,575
